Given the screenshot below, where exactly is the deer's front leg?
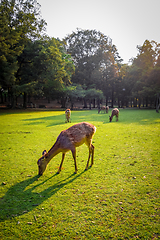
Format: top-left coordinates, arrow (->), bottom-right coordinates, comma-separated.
57,153 -> 65,174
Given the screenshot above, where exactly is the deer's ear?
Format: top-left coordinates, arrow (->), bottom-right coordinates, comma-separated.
42,150 -> 47,156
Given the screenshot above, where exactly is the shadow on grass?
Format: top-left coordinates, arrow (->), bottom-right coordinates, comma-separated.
22,114 -> 65,127
22,111 -> 101,127
21,109 -> 159,127
0,171 -> 85,221
102,109 -> 160,125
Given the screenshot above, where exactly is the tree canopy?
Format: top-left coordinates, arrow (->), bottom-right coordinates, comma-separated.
0,1 -> 159,109
0,0 -> 74,107
125,40 -> 160,107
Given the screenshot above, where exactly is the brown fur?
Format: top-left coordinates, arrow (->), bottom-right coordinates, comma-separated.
98,106 -> 109,114
65,109 -> 71,122
109,108 -> 119,122
37,122 -> 96,175
106,106 -> 109,113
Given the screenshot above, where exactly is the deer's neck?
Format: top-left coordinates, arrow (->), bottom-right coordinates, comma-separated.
46,142 -> 61,163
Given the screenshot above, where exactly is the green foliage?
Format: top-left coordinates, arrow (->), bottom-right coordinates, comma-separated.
127,40 -> 160,101
85,88 -> 104,100
19,37 -> 74,97
0,109 -> 159,239
64,29 -> 121,95
0,0 -> 47,106
65,30 -> 160,107
0,0 -> 159,109
62,84 -> 104,109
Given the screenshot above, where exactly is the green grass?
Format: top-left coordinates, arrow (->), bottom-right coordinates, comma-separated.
0,109 -> 159,239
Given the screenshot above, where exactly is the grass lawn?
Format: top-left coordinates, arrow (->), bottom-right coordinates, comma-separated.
0,109 -> 159,239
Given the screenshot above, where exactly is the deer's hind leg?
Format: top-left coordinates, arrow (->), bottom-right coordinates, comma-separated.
85,138 -> 95,170
90,144 -> 95,167
71,148 -> 78,174
116,113 -> 119,121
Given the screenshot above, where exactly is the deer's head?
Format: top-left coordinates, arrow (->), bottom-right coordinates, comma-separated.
37,150 -> 48,175
109,116 -> 112,122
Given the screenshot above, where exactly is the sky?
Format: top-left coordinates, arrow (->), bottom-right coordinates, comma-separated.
38,0 -> 160,64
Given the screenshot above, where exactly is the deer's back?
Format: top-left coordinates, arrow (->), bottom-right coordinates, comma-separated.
57,122 -> 96,148
112,108 -> 119,116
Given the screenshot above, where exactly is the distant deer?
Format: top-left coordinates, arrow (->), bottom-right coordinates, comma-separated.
37,122 -> 96,175
109,108 -> 119,122
65,109 -> 71,122
106,106 -> 109,113
98,106 -> 109,114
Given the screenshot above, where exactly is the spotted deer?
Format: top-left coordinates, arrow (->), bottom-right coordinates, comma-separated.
37,122 -> 96,175
98,106 -> 109,114
65,109 -> 71,122
106,106 -> 109,113
109,108 -> 119,122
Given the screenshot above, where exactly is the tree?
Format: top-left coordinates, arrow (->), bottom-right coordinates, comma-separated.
85,88 -> 104,109
117,64 -> 135,107
64,29 -> 110,87
64,29 -> 122,107
17,37 -> 75,107
130,40 -> 160,107
65,84 -> 85,109
98,44 -> 122,107
0,0 -> 46,107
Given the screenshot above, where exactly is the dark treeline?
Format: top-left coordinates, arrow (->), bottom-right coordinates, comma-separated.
0,0 -> 160,110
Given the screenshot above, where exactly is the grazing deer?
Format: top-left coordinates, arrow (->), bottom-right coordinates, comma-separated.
65,109 -> 71,122
37,122 -> 96,176
106,106 -> 109,113
98,106 -> 109,114
109,108 -> 119,122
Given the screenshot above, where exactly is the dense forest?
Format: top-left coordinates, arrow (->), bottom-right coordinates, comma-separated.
0,0 -> 160,110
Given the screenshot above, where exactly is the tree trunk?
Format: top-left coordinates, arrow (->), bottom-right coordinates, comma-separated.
111,88 -> 114,108
93,99 -> 95,108
11,94 -> 16,108
61,97 -> 67,108
89,100 -> 91,110
138,98 -> 141,108
0,90 -> 3,103
105,96 -> 108,107
71,101 -> 74,110
156,94 -> 160,113
126,97 -> 129,107
146,97 -> 148,107
134,98 -> 138,107
4,93 -> 7,102
83,98 -> 87,108
10,87 -> 16,108
23,92 -> 27,108
97,99 -> 100,110
142,98 -> 145,107
118,98 -> 120,108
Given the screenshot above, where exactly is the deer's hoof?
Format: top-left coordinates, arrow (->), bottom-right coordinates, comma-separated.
74,171 -> 77,174
56,171 -> 60,174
